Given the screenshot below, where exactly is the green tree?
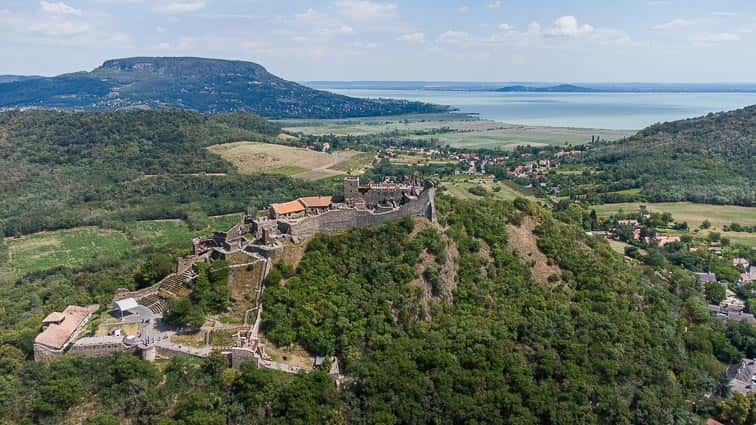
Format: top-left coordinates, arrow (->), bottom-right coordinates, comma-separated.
84,414 -> 120,425
704,282 -> 726,304
164,298 -> 205,328
135,254 -> 174,289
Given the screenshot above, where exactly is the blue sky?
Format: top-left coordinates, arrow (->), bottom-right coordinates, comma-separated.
1,0 -> 755,82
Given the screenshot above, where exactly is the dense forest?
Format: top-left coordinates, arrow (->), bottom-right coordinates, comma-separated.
0,110 -> 336,236
564,106 -> 755,206
0,57 -> 448,118
3,196 -> 754,423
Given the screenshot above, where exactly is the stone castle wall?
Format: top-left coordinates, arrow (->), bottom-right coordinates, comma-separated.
283,187 -> 435,239
68,340 -> 135,358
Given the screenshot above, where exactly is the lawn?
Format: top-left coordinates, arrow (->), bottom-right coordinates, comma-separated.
592,202 -> 756,247
4,227 -> 133,277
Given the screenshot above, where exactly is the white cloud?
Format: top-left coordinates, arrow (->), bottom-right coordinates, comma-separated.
458,6 -> 469,13
398,32 -> 425,43
335,0 -> 397,21
333,25 -> 354,34
487,1 -> 502,9
29,19 -> 90,36
437,30 -> 473,46
498,23 -> 512,32
156,25 -> 166,33
690,32 -> 740,45
295,8 -> 319,23
548,16 -> 594,37
712,12 -> 738,17
527,21 -> 541,35
351,41 -> 378,49
153,0 -> 205,14
653,18 -> 692,30
40,1 -> 82,16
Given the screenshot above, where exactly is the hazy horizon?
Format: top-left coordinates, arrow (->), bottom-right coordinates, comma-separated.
1,1 -> 756,82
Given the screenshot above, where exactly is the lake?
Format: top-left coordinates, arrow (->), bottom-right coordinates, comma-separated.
323,88 -> 756,130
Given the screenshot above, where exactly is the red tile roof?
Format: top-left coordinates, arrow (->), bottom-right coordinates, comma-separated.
299,196 -> 332,209
270,200 -> 305,216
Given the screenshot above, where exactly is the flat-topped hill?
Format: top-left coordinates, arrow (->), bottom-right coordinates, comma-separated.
0,57 -> 448,118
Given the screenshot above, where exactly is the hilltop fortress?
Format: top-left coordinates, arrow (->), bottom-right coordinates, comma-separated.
34,177 -> 434,373
193,175 -> 435,260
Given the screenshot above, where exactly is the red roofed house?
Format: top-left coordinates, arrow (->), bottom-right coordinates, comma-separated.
268,200 -> 306,220
268,196 -> 333,220
34,305 -> 93,361
298,196 -> 332,216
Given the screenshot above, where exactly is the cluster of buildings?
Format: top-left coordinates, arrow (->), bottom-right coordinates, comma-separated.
734,258 -> 756,285
508,150 -> 582,180
612,218 -> 681,247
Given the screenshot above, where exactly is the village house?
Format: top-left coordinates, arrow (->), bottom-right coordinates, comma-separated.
268,200 -> 306,220
695,272 -> 717,284
739,266 -> 756,285
732,258 -> 750,269
34,305 -> 94,361
645,234 -> 680,248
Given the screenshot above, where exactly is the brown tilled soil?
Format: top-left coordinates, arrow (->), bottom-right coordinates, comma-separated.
506,216 -> 562,285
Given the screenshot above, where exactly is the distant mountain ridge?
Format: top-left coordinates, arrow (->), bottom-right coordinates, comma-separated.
0,75 -> 42,84
495,84 -> 600,93
305,81 -> 756,93
0,57 -> 448,118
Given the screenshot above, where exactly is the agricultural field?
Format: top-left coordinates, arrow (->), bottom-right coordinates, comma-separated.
3,227 -> 133,277
282,116 -> 633,150
1,214 -> 244,279
328,150 -> 376,173
442,177 -> 531,201
128,214 -> 243,249
207,141 -> 366,180
592,202 -> 756,247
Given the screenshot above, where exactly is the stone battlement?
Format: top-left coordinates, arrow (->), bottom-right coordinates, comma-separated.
278,185 -> 435,239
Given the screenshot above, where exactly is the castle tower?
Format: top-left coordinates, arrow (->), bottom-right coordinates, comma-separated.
344,177 -> 360,202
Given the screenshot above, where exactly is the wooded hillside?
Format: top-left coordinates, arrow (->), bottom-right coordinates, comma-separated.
584,105 -> 754,206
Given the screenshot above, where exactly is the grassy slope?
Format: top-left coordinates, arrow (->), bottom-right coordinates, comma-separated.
207,141 -> 368,180
2,215 -> 243,278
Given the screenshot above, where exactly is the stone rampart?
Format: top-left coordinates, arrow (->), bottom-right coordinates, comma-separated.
284,187 -> 434,239
68,337 -> 135,358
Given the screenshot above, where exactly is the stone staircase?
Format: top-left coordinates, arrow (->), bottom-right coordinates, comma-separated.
136,293 -> 166,314
159,269 -> 196,294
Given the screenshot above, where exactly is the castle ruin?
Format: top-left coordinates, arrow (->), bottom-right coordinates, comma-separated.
32,177 -> 433,379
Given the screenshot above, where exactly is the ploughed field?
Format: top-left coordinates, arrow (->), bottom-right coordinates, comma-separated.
281,116 -> 633,149
207,141 -> 372,180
